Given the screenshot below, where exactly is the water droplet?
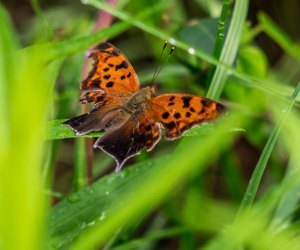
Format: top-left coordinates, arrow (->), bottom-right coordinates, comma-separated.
81,0 -> 88,4
227,70 -> 233,76
188,48 -> 195,55
168,37 -> 176,45
80,222 -> 87,229
88,220 -> 96,226
99,211 -> 106,221
119,172 -> 126,178
68,193 -> 80,203
86,187 -> 94,194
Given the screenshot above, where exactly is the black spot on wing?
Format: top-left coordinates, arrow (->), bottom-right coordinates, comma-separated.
162,112 -> 170,119
103,67 -> 109,72
103,55 -> 112,63
121,75 -> 126,80
111,50 -> 119,56
108,64 -> 114,68
106,81 -> 114,88
145,125 -> 152,131
115,61 -> 128,71
185,112 -> 191,118
216,103 -> 226,113
127,72 -> 132,78
103,74 -> 111,79
96,42 -> 111,50
201,98 -> 213,106
169,96 -> 175,101
91,79 -> 101,88
165,121 -> 176,130
199,107 -> 206,114
168,102 -> 175,106
96,95 -> 105,102
174,113 -> 181,119
181,96 -> 192,108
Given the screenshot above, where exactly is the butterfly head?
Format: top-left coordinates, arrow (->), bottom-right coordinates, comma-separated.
141,85 -> 157,100
150,84 -> 157,96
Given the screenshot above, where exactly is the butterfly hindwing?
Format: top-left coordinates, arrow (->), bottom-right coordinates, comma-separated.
94,115 -> 161,171
149,94 -> 225,140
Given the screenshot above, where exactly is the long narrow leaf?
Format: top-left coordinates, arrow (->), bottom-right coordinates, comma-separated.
206,0 -> 249,99
238,83 -> 300,214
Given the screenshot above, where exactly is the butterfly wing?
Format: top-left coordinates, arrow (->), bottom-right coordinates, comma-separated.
94,115 -> 161,171
80,42 -> 140,104
149,94 -> 225,140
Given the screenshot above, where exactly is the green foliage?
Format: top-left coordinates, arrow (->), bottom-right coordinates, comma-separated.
1,0 -> 300,250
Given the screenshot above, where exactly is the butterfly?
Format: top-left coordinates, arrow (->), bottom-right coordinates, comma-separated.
63,42 -> 225,171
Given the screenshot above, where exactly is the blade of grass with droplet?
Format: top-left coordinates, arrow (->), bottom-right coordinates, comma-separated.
206,0 -> 230,84
206,0 -> 249,99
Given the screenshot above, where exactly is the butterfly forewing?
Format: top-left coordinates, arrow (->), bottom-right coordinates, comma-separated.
80,42 -> 140,104
149,94 -> 225,140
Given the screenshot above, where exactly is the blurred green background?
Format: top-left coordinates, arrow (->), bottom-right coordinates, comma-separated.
1,0 -> 300,249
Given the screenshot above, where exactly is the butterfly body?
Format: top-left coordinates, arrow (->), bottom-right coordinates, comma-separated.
122,86 -> 153,115
63,42 -> 225,171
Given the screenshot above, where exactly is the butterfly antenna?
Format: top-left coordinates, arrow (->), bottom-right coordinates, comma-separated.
152,46 -> 175,84
151,41 -> 168,85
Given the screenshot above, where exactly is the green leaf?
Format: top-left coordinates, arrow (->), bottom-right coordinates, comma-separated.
45,119 -> 243,141
238,45 -> 268,78
44,120 -> 101,140
178,18 -> 225,55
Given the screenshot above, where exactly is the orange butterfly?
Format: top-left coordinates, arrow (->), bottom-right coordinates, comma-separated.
63,42 -> 225,171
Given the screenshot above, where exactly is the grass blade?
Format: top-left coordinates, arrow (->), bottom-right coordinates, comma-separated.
206,0 -> 249,99
206,0 -> 230,83
0,5 -> 58,250
238,83 -> 300,214
258,12 -> 300,62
